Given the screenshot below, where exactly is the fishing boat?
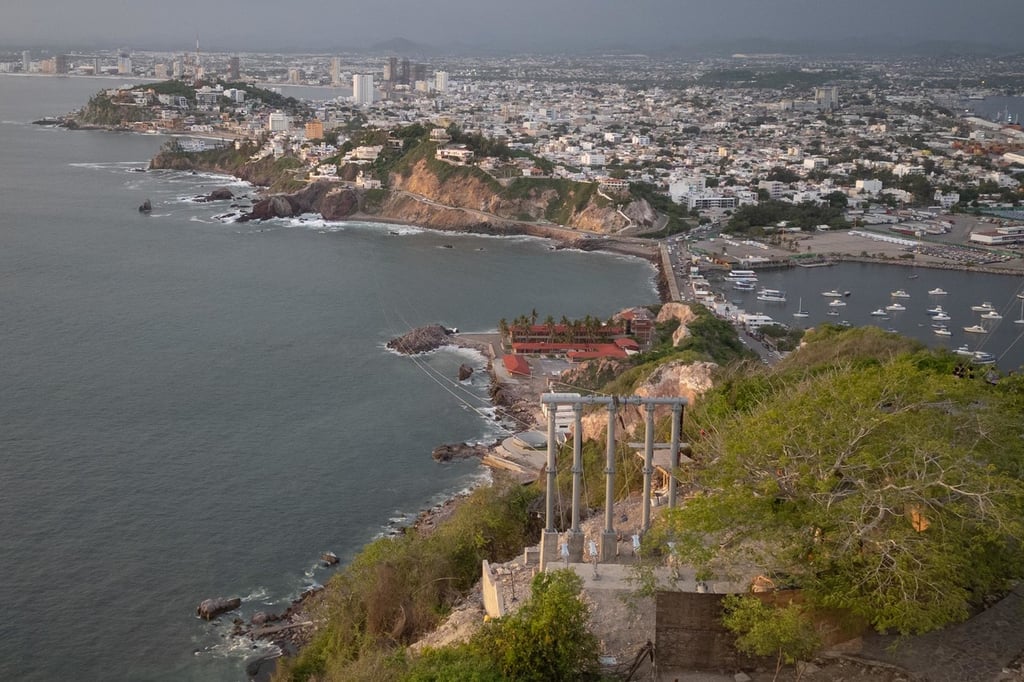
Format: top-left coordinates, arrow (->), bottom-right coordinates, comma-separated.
792,298 -> 809,318
981,311 -> 1002,320
933,326 -> 952,337
821,289 -> 843,297
890,289 -> 910,298
885,302 -> 906,312
933,312 -> 951,321
971,302 -> 995,312
925,305 -> 945,316
928,287 -> 948,296
829,299 -> 846,307
756,288 -> 787,302
964,324 -> 988,334
870,308 -> 887,316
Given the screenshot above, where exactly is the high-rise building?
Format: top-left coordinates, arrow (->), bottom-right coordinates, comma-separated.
267,111 -> 292,132
172,58 -> 183,79
413,63 -> 426,83
353,74 -> 374,106
384,56 -> 398,82
93,57 -> 102,75
305,120 -> 324,140
399,58 -> 410,85
228,56 -> 240,81
154,63 -> 168,79
330,57 -> 342,87
117,52 -> 132,75
814,86 -> 839,111
434,71 -> 449,94
54,54 -> 69,75
21,51 -> 30,72
288,67 -> 303,84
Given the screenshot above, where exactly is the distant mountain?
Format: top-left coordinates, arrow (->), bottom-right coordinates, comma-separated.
365,37 -> 433,55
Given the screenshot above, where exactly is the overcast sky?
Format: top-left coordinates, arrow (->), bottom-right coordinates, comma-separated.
3,0 -> 1023,54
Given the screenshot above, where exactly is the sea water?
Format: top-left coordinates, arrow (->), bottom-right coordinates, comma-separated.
0,75 -> 658,681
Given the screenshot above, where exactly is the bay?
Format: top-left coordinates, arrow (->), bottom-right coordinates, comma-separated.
0,75 -> 657,681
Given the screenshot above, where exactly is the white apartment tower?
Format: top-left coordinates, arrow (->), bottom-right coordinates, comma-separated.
330,57 -> 342,87
814,86 -> 839,111
352,74 -> 374,106
434,70 -> 449,94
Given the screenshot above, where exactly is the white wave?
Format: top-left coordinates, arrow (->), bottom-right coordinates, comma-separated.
189,216 -> 216,224
147,212 -> 172,217
242,587 -> 270,602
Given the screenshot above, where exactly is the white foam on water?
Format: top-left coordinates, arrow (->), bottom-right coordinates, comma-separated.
242,587 -> 270,602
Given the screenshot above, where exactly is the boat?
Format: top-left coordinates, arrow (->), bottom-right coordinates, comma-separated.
929,287 -> 948,296
756,288 -> 787,302
964,324 -> 988,333
838,320 -> 852,327
870,308 -> 887,316
933,312 -> 951,321
907,273 -> 919,279
885,302 -> 905,311
972,351 -> 996,365
843,291 -> 851,297
826,310 -> 840,316
890,289 -> 910,298
828,299 -> 846,307
925,305 -> 945,316
732,280 -> 756,291
971,302 -> 995,312
981,311 -> 1002,320
726,269 -> 758,282
821,289 -> 843,297
792,297 -> 809,318
954,344 -> 975,356
933,326 -> 952,337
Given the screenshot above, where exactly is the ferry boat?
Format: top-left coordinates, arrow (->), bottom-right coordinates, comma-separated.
981,311 -> 1002,320
928,287 -> 948,296
732,280 -> 756,291
971,302 -> 995,312
821,289 -> 843,297
870,308 -> 887,316
890,289 -> 910,298
964,324 -> 988,334
726,269 -> 758,281
756,288 -> 787,302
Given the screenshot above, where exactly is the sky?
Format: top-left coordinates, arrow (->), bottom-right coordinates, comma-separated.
3,0 -> 1023,54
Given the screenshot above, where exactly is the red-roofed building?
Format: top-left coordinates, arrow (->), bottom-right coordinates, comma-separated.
503,354 -> 531,376
613,307 -> 655,348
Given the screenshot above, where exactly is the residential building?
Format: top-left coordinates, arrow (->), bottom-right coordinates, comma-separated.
353,74 -> 374,106
435,70 -> 449,94
267,111 -> 292,132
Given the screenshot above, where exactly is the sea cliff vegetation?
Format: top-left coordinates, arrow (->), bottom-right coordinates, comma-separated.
271,319 -> 1024,681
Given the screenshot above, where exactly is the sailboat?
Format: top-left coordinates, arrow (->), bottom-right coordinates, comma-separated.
793,297 -> 809,318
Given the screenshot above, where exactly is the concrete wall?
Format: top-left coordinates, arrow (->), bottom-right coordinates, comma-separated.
655,591 -> 748,670
481,560 -> 505,619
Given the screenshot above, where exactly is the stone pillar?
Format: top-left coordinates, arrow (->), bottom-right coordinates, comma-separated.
601,398 -> 618,561
641,402 -> 656,531
569,403 -> 585,562
540,406 -> 559,570
668,403 -> 682,508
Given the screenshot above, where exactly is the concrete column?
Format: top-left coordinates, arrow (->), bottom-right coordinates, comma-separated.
570,403 -> 583,533
641,402 -> 656,531
600,398 -> 618,562
540,406 -> 559,571
668,403 -> 682,509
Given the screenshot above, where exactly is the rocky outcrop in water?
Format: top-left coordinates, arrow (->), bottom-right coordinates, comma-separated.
386,325 -> 452,354
431,442 -> 492,462
238,181 -> 362,223
138,198 -> 152,213
199,187 -> 234,202
458,363 -> 474,381
196,596 -> 242,620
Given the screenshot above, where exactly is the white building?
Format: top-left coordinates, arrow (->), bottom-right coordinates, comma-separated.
814,86 -> 839,111
352,74 -> 374,106
434,71 -> 449,94
855,179 -> 883,194
580,152 -> 606,167
267,111 -> 291,132
757,180 -> 787,199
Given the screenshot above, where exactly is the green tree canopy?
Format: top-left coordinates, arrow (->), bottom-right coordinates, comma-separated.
649,329 -> 1024,635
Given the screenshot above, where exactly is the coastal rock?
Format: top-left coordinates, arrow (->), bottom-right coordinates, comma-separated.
244,194 -> 297,221
431,442 -> 491,462
196,596 -> 242,620
318,187 -> 360,220
320,551 -> 339,566
458,363 -> 474,381
199,187 -> 234,202
138,199 -> 152,213
386,324 -> 452,354
656,302 -> 698,346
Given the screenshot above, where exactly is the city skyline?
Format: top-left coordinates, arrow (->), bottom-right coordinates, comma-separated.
3,0 -> 1024,55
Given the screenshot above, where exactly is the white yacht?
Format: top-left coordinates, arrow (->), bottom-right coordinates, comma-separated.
981,311 -> 1002,320
870,308 -> 887,316
925,305 -> 945,316
821,289 -> 843,297
890,289 -> 910,298
928,287 -> 948,296
756,288 -> 787,302
964,324 -> 988,333
933,312 -> 951,321
828,299 -> 846,307
933,326 -> 952,337
971,302 -> 995,312
885,302 -> 906,312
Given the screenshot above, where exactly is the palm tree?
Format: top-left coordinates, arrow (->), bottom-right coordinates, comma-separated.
530,308 -> 538,326
498,318 -> 509,345
544,315 -> 556,343
559,315 -> 571,342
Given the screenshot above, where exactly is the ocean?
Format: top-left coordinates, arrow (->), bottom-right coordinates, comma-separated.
0,76 -> 658,681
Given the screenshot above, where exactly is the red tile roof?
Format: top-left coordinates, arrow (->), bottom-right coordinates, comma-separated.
503,354 -> 531,376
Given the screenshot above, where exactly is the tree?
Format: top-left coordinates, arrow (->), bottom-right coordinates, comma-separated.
721,595 -> 821,682
473,570 -> 598,681
648,331 -> 1024,636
